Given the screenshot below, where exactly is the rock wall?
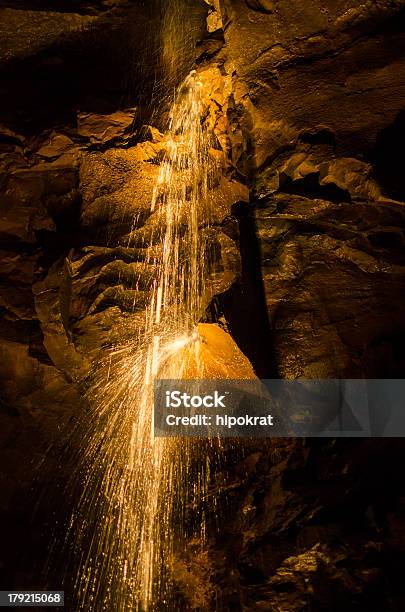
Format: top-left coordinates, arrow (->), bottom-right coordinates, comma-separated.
0,0 -> 213,590
1,0 -> 405,609
178,2 -> 405,610
215,0 -> 405,378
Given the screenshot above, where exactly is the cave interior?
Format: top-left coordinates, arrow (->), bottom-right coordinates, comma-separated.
1,0 -> 405,610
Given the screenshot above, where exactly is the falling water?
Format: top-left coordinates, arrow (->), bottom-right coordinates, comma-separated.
63,70 -> 218,610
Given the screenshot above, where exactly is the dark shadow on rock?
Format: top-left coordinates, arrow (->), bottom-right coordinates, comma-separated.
219,201 -> 278,379
279,171 -> 352,203
373,110 -> 405,201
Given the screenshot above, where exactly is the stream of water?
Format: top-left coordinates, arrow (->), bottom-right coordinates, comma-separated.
65,70 -> 217,610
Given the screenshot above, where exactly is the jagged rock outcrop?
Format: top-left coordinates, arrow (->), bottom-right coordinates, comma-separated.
255,164 -> 405,378
216,0 -> 405,379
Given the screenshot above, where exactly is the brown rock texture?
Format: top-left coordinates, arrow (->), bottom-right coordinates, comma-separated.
216,0 -> 405,379
178,322 -> 257,379
181,2 -> 405,611
1,0 -> 405,610
0,0 -> 216,591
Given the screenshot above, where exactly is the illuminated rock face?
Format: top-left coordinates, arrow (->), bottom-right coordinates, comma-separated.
0,1 -> 405,610
215,0 -> 405,379
173,323 -> 257,379
219,0 -> 405,164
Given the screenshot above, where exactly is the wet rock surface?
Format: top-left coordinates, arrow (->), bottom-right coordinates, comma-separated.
255,175 -> 405,379
0,0 -> 405,609
216,0 -> 405,381
0,0 -> 213,588
182,2 -> 405,610
0,53 -> 247,590
200,438 -> 405,611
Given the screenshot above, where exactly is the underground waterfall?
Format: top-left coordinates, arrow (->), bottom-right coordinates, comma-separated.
2,1 -> 405,610
60,70 -> 220,610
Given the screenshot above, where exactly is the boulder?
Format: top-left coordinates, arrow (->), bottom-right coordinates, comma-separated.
77,108 -> 137,145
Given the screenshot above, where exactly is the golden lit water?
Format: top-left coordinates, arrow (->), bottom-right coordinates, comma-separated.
66,71 -> 218,611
